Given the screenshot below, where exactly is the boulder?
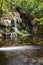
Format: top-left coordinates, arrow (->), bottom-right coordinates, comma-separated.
0,11 -> 22,27
0,18 -> 11,27
2,12 -> 14,20
0,11 -> 14,27
12,12 -> 22,23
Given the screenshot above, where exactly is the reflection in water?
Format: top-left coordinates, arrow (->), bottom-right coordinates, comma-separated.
0,37 -> 43,65
0,35 -> 43,47
0,50 -> 43,65
0,30 -> 43,65
0,36 -> 43,47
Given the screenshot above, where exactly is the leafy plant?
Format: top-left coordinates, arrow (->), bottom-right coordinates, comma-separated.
0,0 -> 10,16
0,0 -> 43,25
34,17 -> 43,25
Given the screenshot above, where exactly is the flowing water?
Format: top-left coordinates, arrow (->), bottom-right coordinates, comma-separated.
0,17 -> 43,65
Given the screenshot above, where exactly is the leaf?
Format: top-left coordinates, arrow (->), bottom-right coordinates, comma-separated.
40,21 -> 43,25
40,18 -> 43,21
34,18 -> 39,22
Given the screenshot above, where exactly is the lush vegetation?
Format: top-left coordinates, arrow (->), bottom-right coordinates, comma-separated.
11,0 -> 43,25
0,1 -> 43,64
0,0 -> 43,25
0,0 -> 10,16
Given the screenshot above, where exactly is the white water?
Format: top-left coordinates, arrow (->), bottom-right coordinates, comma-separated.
10,17 -> 18,41
10,17 -> 31,39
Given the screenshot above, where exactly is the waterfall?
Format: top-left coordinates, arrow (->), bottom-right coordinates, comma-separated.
11,17 -> 18,41
13,17 -> 17,28
10,17 -> 32,41
11,17 -> 18,31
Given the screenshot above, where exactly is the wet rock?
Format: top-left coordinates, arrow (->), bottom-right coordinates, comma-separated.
2,12 -> 14,20
0,11 -> 14,27
2,33 -> 11,38
0,18 -> 11,27
0,30 -> 3,33
0,34 -> 2,37
13,12 -> 22,23
0,11 -> 22,27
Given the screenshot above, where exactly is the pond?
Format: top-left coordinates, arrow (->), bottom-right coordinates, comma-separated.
0,35 -> 43,65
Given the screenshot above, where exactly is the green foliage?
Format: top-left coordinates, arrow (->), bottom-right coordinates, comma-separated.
22,36 -> 27,41
0,0 -> 43,25
0,0 -> 10,17
21,30 -> 28,40
34,17 -> 43,25
21,30 -> 27,34
34,18 -> 39,22
10,0 -> 43,26
39,18 -> 43,25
